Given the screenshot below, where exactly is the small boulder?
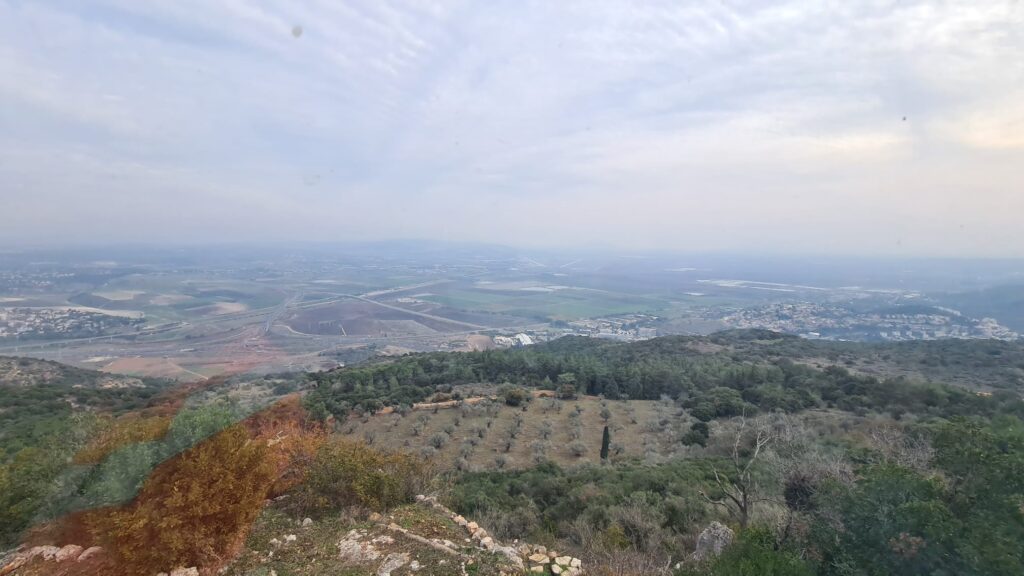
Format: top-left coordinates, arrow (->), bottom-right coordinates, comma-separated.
555,556 -> 571,565
480,536 -> 494,549
55,544 -> 83,562
78,546 -> 103,562
169,568 -> 199,576
36,546 -> 61,561
692,521 -> 734,562
301,517 -> 313,527
529,567 -> 545,574
377,552 -> 409,576
528,553 -> 550,564
466,521 -> 479,532
552,565 -> 564,575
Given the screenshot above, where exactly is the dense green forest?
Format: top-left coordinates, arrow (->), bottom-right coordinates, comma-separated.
305,330 -> 1024,421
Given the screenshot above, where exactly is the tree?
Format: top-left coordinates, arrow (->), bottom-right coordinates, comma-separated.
699,415 -> 775,528
557,373 -> 577,399
600,425 -> 610,461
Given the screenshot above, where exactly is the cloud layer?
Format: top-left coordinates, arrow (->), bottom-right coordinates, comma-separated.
1,0 -> 1022,256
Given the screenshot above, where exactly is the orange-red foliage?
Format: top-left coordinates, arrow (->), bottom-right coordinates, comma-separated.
88,424 -> 274,576
244,395 -> 327,495
73,415 -> 172,465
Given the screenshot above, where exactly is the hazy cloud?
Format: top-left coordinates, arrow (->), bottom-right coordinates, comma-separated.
1,0 -> 1022,256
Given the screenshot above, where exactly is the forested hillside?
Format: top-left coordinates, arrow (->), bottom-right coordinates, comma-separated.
305,330 -> 1024,421
3,331 -> 1024,576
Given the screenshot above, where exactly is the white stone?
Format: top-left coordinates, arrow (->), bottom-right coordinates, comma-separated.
377,552 -> 409,576
284,534 -> 297,543
530,567 -> 545,573
466,521 -> 479,532
409,560 -> 422,571
570,558 -> 582,568
36,546 -> 61,561
78,546 -> 103,562
480,536 -> 494,549
555,556 -> 571,565
302,517 -> 313,527
55,544 -> 83,562
169,568 -> 199,576
552,565 -> 564,575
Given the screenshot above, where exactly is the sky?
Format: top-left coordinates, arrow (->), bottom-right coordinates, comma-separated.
0,0 -> 1022,257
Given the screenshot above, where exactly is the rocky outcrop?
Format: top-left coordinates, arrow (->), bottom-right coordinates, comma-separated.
691,521 -> 734,562
413,494 -> 583,575
0,544 -> 101,575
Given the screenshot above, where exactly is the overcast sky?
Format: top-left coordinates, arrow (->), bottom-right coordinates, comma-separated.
1,1 -> 1022,257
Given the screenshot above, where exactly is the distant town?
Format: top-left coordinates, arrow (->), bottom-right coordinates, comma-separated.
720,302 -> 1019,342
0,307 -> 143,341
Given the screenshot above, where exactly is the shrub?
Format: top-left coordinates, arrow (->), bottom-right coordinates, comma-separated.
569,442 -> 588,457
501,386 -> 531,407
428,433 -> 448,449
679,527 -> 813,576
73,415 -> 172,465
681,430 -> 708,447
89,425 -> 275,575
298,438 -> 430,513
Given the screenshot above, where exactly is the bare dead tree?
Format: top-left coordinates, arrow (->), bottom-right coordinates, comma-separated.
700,414 -> 775,528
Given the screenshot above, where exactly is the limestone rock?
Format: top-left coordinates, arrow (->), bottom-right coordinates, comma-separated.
78,546 -> 103,562
55,545 -> 83,562
692,521 -> 734,562
492,545 -> 525,570
466,521 -> 479,532
530,567 -> 545,573
36,546 -> 61,561
555,555 -> 571,565
528,553 -> 550,564
552,565 -> 564,575
337,530 -> 382,563
169,568 -> 199,576
301,517 -> 313,527
377,552 -> 409,576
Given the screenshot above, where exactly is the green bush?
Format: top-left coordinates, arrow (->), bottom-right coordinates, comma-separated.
678,527 -> 813,576
298,438 -> 431,513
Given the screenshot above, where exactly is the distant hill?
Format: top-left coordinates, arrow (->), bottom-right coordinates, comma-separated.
0,355 -> 146,388
0,356 -> 169,459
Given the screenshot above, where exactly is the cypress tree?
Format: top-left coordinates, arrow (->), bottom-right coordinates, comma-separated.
600,425 -> 610,460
